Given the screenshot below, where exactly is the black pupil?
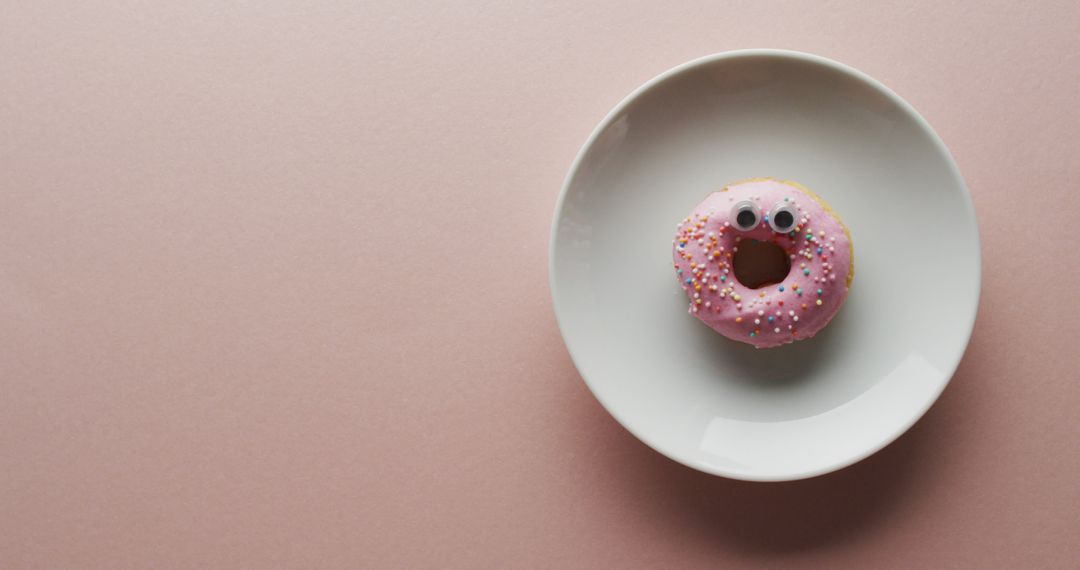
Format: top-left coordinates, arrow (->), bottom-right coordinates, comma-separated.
736,209 -> 756,228
774,210 -> 794,229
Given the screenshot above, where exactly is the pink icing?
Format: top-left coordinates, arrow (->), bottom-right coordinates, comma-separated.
672,179 -> 854,348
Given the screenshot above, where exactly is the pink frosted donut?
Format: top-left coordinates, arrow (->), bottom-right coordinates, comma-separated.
672,178 -> 854,348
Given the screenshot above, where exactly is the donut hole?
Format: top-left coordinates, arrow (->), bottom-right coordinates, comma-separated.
733,239 -> 792,289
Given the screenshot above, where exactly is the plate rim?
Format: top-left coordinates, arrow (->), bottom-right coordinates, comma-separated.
549,49 -> 981,481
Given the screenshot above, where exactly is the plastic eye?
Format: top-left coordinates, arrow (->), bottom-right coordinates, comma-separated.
730,200 -> 761,231
768,203 -> 797,233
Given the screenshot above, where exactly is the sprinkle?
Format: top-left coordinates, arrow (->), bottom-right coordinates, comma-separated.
768,316 -> 775,323
803,269 -> 810,276
749,332 -> 756,337
801,303 -> 808,310
754,319 -> 761,325
793,316 -> 799,322
720,276 -> 726,282
757,310 -> 764,316
800,263 -> 806,269
774,327 -> 780,333
685,278 -> 692,285
819,231 -> 825,237
816,299 -> 823,306
816,247 -> 823,254
735,317 -> 743,323
705,302 -> 711,308
817,289 -> 823,295
733,294 -> 741,302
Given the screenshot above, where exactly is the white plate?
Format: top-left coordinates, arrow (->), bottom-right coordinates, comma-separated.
550,50 -> 980,481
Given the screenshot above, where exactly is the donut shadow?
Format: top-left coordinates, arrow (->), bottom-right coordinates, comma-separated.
608,326 -> 976,557
687,298 -> 851,389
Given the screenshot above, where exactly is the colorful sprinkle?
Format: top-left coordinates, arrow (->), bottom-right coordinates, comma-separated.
803,269 -> 810,276
816,299 -> 823,306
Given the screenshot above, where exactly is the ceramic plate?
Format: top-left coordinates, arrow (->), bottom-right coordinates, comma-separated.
550,50 -> 980,481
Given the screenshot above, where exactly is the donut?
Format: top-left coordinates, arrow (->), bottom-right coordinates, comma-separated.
672,178 -> 854,348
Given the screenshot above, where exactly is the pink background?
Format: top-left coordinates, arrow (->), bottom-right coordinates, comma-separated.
2,1 -> 1079,567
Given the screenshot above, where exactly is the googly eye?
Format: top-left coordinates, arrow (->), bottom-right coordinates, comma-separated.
730,200 -> 760,231
768,203 -> 797,233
